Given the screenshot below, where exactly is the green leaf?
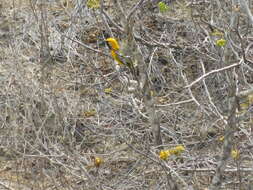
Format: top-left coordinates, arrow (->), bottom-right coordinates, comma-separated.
158,2 -> 169,13
216,38 -> 227,47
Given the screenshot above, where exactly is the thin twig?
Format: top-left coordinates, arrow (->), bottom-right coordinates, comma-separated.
185,61 -> 242,88
156,99 -> 194,107
126,0 -> 145,21
181,168 -> 253,172
61,34 -> 109,57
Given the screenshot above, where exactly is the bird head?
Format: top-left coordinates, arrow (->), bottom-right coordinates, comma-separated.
105,38 -> 120,51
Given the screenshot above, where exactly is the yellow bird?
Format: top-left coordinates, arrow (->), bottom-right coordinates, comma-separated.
105,37 -> 138,78
105,38 -> 124,65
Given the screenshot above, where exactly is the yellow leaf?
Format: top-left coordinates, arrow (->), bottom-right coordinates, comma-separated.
231,149 -> 240,160
240,102 -> 249,110
104,87 -> 112,94
211,29 -> 224,37
83,109 -> 96,117
219,136 -> 224,142
175,145 -> 185,152
87,0 -> 100,9
94,157 -> 103,167
172,145 -> 185,156
216,38 -> 226,47
157,96 -> 170,104
159,150 -> 170,160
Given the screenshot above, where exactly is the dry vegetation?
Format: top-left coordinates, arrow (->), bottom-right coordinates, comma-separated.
0,0 -> 252,189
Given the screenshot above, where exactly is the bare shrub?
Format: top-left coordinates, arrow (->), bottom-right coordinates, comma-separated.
0,0 -> 252,189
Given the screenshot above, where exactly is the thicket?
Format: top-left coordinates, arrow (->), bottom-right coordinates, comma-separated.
0,0 -> 252,189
